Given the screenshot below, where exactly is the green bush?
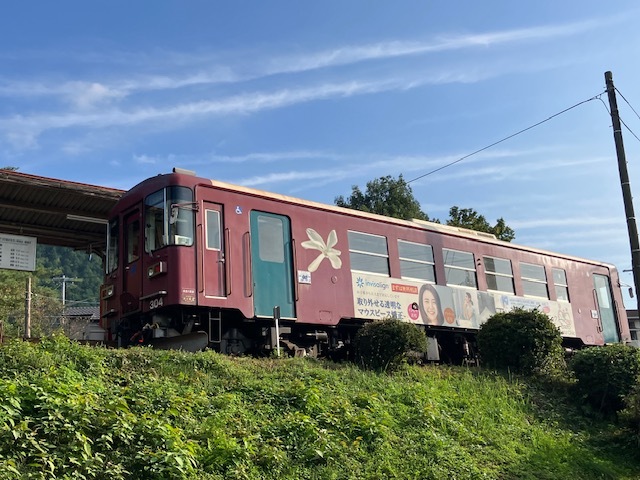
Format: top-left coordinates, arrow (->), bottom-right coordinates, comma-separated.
620,381 -> 640,444
477,308 -> 564,376
571,343 -> 640,415
354,318 -> 428,372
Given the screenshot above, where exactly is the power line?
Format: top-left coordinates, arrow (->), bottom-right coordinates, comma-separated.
404,92 -> 605,186
619,116 -> 640,144
615,87 -> 640,122
598,95 -> 640,144
614,87 -> 640,144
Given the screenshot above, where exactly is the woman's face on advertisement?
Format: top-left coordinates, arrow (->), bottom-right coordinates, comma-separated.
422,290 -> 438,323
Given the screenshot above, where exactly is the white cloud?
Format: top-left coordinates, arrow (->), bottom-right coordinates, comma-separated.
203,150 -> 344,164
133,154 -> 158,164
0,78 -> 399,143
510,215 -> 622,229
5,130 -> 39,150
0,16 -> 614,106
209,146 -> 610,196
235,168 -> 350,187
265,18 -> 607,75
69,82 -> 125,109
61,141 -> 91,155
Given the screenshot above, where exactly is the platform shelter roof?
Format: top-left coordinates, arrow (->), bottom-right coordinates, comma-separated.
0,169 -> 124,254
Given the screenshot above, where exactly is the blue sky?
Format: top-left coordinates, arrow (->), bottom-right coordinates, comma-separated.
2,1 -> 640,304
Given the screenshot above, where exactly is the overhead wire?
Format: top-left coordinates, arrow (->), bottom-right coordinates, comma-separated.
614,87 -> 640,144
403,92 -> 606,186
616,87 -> 640,122
598,95 -> 640,144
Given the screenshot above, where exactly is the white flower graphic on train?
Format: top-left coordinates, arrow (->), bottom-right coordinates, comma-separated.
301,228 -> 342,272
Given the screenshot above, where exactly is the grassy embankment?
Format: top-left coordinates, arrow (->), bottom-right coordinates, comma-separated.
0,336 -> 638,479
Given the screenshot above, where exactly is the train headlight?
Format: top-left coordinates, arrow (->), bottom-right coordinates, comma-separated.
101,284 -> 115,300
148,261 -> 167,278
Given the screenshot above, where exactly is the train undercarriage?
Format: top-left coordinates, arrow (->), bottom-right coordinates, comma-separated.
109,305 -> 485,366
113,306 -> 347,357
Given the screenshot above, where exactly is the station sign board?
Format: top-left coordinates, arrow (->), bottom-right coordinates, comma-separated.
0,233 -> 37,272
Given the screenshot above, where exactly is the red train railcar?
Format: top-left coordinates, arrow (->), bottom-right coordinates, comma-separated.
100,169 -> 630,360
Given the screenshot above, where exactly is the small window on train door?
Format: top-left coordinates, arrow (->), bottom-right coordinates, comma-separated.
205,210 -> 221,250
257,215 -> 285,263
552,268 -> 569,302
348,231 -> 389,276
398,240 -> 435,282
484,256 -> 514,294
443,249 -> 477,288
521,263 -> 548,298
126,217 -> 140,264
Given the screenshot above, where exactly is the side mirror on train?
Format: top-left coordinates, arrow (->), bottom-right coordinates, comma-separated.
629,287 -> 635,299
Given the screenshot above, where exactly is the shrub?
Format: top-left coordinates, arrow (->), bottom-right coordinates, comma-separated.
620,382 -> 640,444
354,318 -> 428,372
477,308 -> 564,376
571,343 -> 640,415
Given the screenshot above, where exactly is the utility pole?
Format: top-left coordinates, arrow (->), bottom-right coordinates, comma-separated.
605,71 -> 640,316
24,276 -> 31,339
52,274 -> 81,306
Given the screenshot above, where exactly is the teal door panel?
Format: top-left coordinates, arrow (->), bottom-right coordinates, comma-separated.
250,211 -> 295,318
593,273 -> 619,343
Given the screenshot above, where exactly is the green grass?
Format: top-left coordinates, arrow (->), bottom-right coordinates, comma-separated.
0,336 -> 638,479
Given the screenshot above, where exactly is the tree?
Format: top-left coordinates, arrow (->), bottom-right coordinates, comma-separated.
0,269 -> 63,338
37,245 -> 103,305
335,175 -> 516,241
447,206 -> 515,242
335,175 -> 433,221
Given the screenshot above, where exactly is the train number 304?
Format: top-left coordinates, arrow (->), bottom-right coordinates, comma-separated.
149,298 -> 164,309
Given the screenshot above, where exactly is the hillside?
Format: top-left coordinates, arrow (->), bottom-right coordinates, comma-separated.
36,245 -> 103,306
0,337 -> 639,479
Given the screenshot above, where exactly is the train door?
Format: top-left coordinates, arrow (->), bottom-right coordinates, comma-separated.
593,273 -> 620,343
249,211 -> 295,318
122,209 -> 142,314
200,202 -> 227,297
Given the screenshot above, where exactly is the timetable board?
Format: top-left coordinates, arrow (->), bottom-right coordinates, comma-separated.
0,234 -> 36,272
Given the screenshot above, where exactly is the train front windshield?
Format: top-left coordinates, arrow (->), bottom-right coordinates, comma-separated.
106,218 -> 119,274
144,186 -> 195,251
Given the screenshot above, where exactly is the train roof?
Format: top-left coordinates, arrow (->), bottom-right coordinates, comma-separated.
122,169 -> 620,271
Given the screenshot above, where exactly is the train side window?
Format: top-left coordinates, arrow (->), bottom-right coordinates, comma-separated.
484,256 -> 514,294
552,268 -> 569,301
348,231 -> 389,276
521,263 -> 548,298
106,218 -> 119,273
443,249 -> 477,288
398,240 -> 435,282
206,210 -> 221,250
